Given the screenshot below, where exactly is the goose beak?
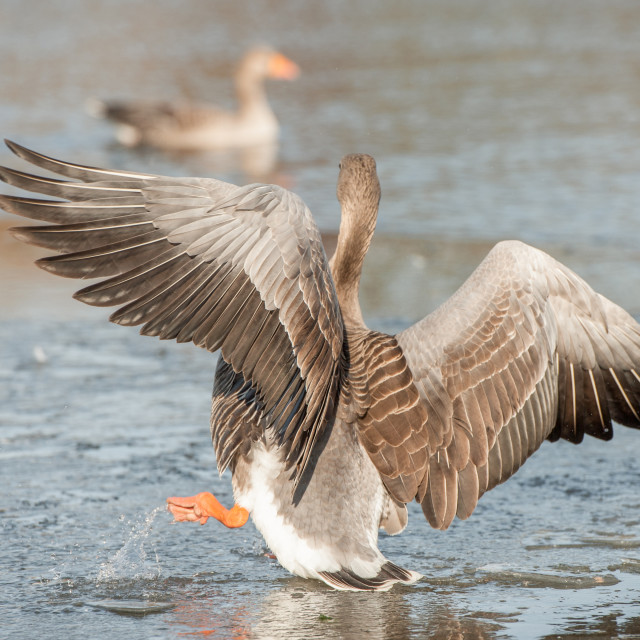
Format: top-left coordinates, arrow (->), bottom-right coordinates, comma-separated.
268,53 -> 300,81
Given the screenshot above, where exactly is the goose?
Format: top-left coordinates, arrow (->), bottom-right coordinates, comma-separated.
87,47 -> 300,150
2,141 -> 640,592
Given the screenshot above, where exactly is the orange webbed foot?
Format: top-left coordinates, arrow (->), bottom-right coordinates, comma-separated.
166,492 -> 249,528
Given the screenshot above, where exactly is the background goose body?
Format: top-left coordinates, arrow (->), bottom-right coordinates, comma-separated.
88,47 -> 300,150
3,143 -> 640,591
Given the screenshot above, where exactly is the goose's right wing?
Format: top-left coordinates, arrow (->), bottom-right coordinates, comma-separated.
0,141 -> 344,478
395,240 -> 640,530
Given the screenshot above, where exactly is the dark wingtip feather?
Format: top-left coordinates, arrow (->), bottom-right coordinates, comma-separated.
3,139 -> 156,182
0,194 -> 19,216
0,165 -> 17,186
0,164 -> 118,201
5,139 -> 45,161
5,139 -> 35,162
35,257 -> 77,278
7,226 -> 41,245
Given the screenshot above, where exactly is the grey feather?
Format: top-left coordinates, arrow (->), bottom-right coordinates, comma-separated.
1,140 -> 343,481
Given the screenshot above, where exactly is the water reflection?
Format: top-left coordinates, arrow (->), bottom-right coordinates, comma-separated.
254,583 -> 415,640
539,613 -> 640,640
169,592 -> 252,638
104,140 -> 282,184
163,580 -> 506,640
37,568 -> 640,640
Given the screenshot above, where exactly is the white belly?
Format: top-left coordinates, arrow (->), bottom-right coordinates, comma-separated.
233,441 -> 387,580
234,444 -> 341,578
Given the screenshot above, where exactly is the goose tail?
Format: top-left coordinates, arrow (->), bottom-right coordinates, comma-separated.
318,561 -> 421,592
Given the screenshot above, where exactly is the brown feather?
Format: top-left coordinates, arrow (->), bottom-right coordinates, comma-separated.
1,141 -> 344,482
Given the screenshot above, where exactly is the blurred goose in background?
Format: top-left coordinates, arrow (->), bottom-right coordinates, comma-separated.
3,143 -> 640,591
87,47 -> 299,150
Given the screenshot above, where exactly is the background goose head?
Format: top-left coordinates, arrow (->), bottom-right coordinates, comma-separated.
235,46 -> 300,106
330,153 -> 381,329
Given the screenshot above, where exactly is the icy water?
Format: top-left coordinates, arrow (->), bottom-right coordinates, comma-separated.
3,0 -> 640,638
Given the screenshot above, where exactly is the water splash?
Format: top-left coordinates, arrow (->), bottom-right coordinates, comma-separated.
97,506 -> 163,582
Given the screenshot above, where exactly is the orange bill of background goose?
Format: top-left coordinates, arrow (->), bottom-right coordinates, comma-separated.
2,142 -> 640,591
87,47 -> 299,150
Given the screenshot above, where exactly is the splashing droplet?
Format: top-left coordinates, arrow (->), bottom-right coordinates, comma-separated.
97,506 -> 163,582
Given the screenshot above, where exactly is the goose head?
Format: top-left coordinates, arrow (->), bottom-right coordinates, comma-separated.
238,47 -> 300,83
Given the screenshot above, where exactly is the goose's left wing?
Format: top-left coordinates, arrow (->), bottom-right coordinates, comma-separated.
0,141 -> 344,477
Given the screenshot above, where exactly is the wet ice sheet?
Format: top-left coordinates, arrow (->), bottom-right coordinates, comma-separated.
3,0 -> 640,637
3,318 -> 640,639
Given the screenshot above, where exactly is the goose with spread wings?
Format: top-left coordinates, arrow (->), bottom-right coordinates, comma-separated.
2,142 -> 640,591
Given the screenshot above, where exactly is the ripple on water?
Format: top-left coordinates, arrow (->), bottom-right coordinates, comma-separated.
475,565 -> 620,590
86,600 -> 176,616
609,558 -> 640,575
523,530 -> 640,551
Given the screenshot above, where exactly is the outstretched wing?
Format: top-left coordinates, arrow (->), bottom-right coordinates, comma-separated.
392,240 -> 640,530
0,141 -> 344,476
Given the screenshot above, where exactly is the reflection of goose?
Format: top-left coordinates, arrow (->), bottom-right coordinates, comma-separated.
87,47 -> 299,150
256,584 -> 499,639
167,580 -> 498,639
4,143 -> 640,591
252,582 -> 414,639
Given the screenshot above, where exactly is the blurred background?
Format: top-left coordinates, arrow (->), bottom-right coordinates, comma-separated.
3,1 -> 640,638
2,0 -> 640,324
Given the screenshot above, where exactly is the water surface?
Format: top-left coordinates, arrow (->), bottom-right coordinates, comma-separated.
3,1 -> 640,638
